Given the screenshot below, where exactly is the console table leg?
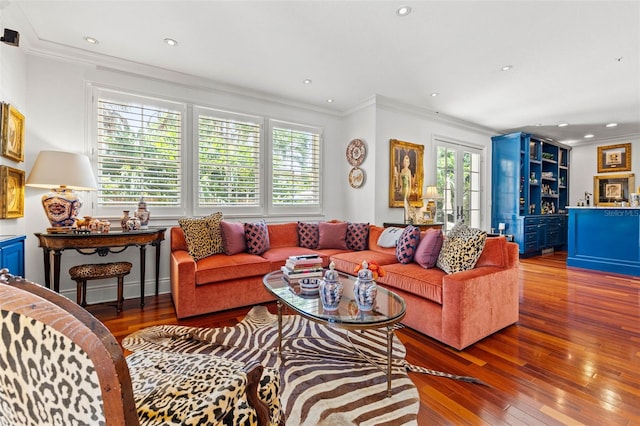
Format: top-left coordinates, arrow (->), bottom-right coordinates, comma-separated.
139,245 -> 147,308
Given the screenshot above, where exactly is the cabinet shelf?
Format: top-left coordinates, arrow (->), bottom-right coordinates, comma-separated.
492,132 -> 571,255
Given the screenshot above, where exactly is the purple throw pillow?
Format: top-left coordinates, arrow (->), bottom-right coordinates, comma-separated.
395,225 -> 421,264
221,220 -> 247,255
298,222 -> 319,249
244,220 -> 270,255
317,221 -> 348,250
414,228 -> 444,268
346,222 -> 369,251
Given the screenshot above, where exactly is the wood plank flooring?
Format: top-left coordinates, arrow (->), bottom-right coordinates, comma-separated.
91,251 -> 640,425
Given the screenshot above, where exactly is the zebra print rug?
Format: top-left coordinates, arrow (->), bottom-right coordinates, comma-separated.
123,305 -> 482,425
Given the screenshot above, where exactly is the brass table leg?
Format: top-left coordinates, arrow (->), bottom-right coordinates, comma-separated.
387,326 -> 393,397
277,300 -> 283,357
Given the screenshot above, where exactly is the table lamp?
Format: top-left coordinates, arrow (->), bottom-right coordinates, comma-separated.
26,150 -> 98,227
424,185 -> 438,222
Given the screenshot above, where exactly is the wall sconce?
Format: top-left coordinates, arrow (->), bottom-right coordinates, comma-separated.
26,151 -> 97,228
1,29 -> 20,47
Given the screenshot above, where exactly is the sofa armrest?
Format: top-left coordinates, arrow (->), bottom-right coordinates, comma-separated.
440,265 -> 519,349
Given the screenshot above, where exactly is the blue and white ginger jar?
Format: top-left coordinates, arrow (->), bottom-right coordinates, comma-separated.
353,261 -> 377,312
319,262 -> 343,312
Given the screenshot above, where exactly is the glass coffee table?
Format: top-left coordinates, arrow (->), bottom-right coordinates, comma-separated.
263,270 -> 406,396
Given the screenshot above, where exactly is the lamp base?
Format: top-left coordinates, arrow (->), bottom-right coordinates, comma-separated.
426,199 -> 436,221
41,187 -> 82,227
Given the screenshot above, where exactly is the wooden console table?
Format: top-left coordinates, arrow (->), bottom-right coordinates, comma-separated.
383,222 -> 443,231
34,227 -> 166,307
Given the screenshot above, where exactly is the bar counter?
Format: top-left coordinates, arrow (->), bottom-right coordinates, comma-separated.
567,207 -> 640,276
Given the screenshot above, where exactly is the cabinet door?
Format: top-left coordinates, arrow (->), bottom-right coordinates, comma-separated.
0,240 -> 25,277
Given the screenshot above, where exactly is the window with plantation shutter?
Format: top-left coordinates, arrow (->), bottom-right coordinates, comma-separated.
269,120 -> 321,214
195,107 -> 263,215
95,89 -> 184,213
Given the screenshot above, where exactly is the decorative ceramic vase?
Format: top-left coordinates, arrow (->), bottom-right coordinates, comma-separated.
126,216 -> 141,231
120,210 -> 130,229
319,262 -> 343,312
353,261 -> 377,312
135,197 -> 150,229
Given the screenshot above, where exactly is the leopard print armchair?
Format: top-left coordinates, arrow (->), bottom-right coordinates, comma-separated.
0,269 -> 281,426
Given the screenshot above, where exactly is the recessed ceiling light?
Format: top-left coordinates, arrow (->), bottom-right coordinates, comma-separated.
501,65 -> 513,71
558,123 -> 569,127
430,93 -> 438,97
303,79 -> 312,85
584,134 -> 595,138
164,38 -> 178,46
605,122 -> 618,128
396,6 -> 412,16
83,36 -> 99,44
326,99 -> 334,103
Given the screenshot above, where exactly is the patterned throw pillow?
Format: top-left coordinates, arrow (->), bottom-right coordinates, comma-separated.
297,222 -> 319,249
377,227 -> 404,247
244,220 -> 270,255
395,225 -> 421,264
178,212 -> 224,261
436,223 -> 487,274
346,222 -> 369,251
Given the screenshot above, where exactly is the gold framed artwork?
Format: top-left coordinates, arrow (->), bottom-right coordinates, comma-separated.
1,103 -> 25,162
597,143 -> 631,173
0,165 -> 25,218
593,173 -> 635,206
389,139 -> 424,208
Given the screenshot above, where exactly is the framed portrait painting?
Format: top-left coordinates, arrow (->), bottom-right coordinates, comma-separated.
1,103 -> 25,162
597,143 -> 631,173
593,173 -> 634,206
389,139 -> 424,208
0,165 -> 25,218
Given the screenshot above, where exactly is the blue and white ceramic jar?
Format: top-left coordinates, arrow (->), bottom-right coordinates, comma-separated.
319,262 -> 343,312
353,261 -> 377,312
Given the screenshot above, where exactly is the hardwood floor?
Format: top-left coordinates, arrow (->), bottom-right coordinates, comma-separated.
91,251 -> 640,425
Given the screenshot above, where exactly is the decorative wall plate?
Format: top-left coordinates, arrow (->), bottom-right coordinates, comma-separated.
348,167 -> 365,188
346,139 -> 366,166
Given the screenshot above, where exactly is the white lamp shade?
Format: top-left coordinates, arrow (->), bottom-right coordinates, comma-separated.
424,185 -> 438,200
26,150 -> 97,190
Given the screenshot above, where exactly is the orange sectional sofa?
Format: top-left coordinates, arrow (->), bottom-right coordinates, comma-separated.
170,222 -> 519,350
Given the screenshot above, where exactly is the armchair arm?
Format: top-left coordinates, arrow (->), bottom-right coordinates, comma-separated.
242,361 -> 270,426
441,266 -> 519,349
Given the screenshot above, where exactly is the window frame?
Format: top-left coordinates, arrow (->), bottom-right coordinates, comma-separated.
90,87 -> 189,219
192,106 -> 265,218
267,119 -> 323,217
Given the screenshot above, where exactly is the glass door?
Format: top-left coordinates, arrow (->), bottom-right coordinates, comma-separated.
435,141 -> 483,232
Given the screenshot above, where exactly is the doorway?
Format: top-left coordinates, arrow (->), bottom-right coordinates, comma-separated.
435,140 -> 483,232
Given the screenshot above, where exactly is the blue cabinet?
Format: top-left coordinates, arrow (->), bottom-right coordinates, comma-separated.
492,132 -> 570,255
0,235 -> 26,277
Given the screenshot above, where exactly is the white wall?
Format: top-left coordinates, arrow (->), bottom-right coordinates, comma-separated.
373,97 -> 495,228
0,6 -> 28,240
569,137 -> 640,205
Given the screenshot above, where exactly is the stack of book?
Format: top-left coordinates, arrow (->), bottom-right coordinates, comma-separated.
281,255 -> 323,284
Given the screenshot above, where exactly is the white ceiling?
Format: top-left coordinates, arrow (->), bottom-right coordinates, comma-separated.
8,0 -> 640,145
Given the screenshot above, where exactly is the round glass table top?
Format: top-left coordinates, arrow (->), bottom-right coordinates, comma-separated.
263,270 -> 406,328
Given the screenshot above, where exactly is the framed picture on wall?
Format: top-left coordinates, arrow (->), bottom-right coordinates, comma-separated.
1,103 -> 25,163
597,143 -> 631,173
594,173 -> 635,206
0,165 -> 25,218
389,139 -> 424,208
